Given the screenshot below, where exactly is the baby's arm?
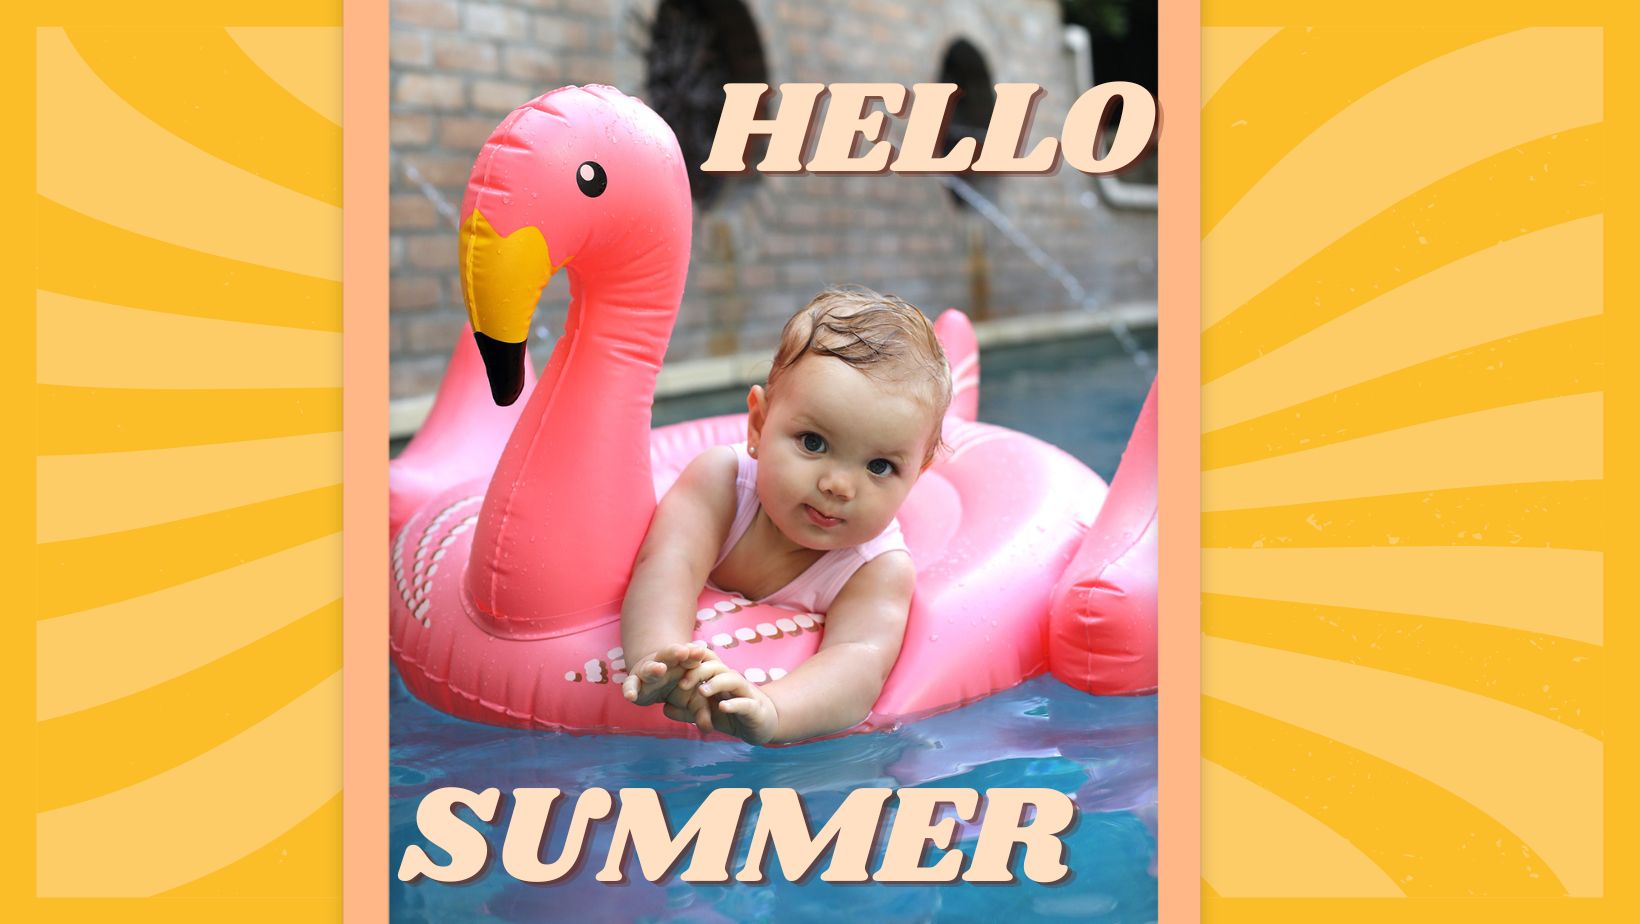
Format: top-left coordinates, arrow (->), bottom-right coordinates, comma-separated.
680,550 -> 914,743
619,447 -> 738,706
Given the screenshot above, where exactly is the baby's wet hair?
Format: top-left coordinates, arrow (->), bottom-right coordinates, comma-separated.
767,286 -> 952,466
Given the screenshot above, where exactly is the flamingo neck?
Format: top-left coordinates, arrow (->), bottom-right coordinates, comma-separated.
466,271 -> 682,637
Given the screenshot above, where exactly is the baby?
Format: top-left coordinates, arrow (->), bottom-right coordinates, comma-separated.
619,287 -> 951,744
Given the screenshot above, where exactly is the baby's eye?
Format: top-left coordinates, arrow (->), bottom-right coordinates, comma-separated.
867,459 -> 897,477
799,432 -> 827,453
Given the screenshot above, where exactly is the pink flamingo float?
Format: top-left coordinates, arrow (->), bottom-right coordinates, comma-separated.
388,85 -> 1156,737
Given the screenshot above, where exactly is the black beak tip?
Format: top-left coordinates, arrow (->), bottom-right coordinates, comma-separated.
472,331 -> 526,406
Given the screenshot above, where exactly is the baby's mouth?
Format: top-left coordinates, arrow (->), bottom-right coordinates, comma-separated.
804,504 -> 843,528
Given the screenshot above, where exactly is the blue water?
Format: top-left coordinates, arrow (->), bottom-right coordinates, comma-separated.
390,328 -> 1158,921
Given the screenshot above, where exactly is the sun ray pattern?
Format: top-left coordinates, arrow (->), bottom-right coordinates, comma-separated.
36,196 -> 341,332
37,432 -> 341,543
1204,214 -> 1602,432
1202,23 -> 1605,903
1202,696 -> 1570,897
1205,547 -> 1601,643
1205,28 -> 1600,331
65,29 -> 341,205
37,292 -> 342,390
36,601 -> 341,812
37,536 -> 342,720
1204,594 -> 1601,736
1202,759 -> 1403,897
1202,27 -> 1506,235
225,27 -> 343,126
1201,27 -> 1281,106
38,385 -> 343,454
1208,639 -> 1600,895
36,28 -> 340,281
35,674 -> 342,897
1203,481 -> 1602,551
1205,393 -> 1602,510
1205,316 -> 1602,469
1203,128 -> 1602,385
32,24 -> 341,901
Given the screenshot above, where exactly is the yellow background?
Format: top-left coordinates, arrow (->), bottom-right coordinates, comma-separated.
5,1 -> 344,918
1201,2 -> 1636,920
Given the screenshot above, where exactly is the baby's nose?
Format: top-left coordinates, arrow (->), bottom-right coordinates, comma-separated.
819,468 -> 854,500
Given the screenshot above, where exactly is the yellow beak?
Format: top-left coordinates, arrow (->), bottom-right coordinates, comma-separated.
458,207 -> 556,405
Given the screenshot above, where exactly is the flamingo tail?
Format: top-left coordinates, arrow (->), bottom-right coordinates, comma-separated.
388,323 -> 537,534
1047,379 -> 1159,695
935,308 -> 980,423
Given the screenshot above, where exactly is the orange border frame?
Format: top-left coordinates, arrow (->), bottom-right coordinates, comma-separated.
341,1 -> 1203,920
342,0 -> 388,919
1156,1 -> 1203,921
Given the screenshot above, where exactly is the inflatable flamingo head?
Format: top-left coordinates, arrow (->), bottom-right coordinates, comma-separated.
457,85 -> 693,404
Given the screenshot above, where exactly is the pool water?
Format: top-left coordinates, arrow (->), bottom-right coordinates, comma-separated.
390,327 -> 1159,922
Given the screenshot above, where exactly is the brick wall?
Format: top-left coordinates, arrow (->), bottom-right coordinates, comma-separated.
390,0 -> 1157,401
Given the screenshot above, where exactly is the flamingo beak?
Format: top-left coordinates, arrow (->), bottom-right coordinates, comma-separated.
458,206 -> 557,406
472,331 -> 528,406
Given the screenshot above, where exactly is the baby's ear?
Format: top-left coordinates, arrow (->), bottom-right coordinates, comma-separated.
746,385 -> 768,449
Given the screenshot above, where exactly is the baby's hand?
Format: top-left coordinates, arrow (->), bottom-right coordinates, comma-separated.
622,642 -> 713,707
665,660 -> 780,745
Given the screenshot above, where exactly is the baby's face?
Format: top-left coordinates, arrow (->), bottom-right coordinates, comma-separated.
749,355 -> 935,552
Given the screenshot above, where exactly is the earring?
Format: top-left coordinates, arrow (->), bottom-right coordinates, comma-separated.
748,445 -> 757,458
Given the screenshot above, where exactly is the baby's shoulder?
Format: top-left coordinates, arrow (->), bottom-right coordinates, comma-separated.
853,516 -> 909,561
832,549 -> 916,610
692,443 -> 740,473
680,444 -> 738,480
667,445 -> 741,507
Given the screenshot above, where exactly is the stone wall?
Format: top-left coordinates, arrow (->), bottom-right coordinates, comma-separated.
389,0 -> 1157,401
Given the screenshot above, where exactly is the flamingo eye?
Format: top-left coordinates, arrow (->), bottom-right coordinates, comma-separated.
576,161 -> 607,197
